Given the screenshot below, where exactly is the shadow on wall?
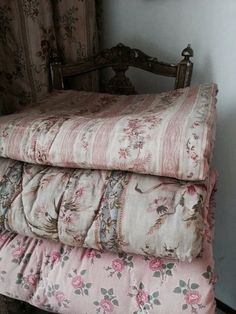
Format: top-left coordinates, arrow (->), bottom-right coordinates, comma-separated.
103,35 -> 218,94
193,54 -> 215,85
103,36 -> 195,94
128,45 -> 216,94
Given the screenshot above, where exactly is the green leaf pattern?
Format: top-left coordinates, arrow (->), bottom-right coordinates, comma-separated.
173,279 -> 205,313
93,288 -> 119,314
128,281 -> 161,313
68,269 -> 92,296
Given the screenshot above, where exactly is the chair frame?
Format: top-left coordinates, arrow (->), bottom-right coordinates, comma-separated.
50,43 -> 194,94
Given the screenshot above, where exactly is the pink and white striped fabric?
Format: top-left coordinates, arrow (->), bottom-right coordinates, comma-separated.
0,84 -> 217,180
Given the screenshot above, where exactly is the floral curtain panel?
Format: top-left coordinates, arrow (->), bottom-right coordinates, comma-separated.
0,0 -> 98,111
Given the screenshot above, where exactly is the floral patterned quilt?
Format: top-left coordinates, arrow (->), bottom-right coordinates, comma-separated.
0,157 -> 216,261
0,194 -> 216,314
0,84 -> 217,181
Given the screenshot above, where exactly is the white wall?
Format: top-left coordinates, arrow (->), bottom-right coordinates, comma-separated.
102,0 -> 236,309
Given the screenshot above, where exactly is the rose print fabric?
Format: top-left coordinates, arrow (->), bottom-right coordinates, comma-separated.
0,196 -> 216,314
0,84 -> 217,180
0,157 -> 216,261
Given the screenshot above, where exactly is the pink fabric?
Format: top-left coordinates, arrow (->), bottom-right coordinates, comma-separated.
0,157 -> 217,261
0,84 -> 217,180
0,224 -> 216,314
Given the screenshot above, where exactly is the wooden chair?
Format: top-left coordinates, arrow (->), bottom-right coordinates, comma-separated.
50,43 -> 194,94
0,43 -> 193,314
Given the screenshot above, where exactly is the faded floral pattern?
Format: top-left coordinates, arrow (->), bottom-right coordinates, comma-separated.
68,269 -> 92,296
45,246 -> 72,269
173,279 -> 205,313
0,201 -> 216,314
9,238 -> 34,265
0,84 -> 216,180
202,265 -> 216,285
118,115 -> 162,171
128,282 -> 161,313
0,0 -> 98,111
144,256 -> 176,284
85,248 -> 102,264
16,270 -> 40,290
44,284 -> 71,311
0,157 -> 216,261
104,253 -> 134,279
93,288 -> 119,313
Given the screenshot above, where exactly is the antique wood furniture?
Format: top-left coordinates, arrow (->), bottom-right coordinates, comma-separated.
50,43 -> 194,94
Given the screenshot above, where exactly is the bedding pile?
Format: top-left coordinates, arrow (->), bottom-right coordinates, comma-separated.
0,83 -> 217,313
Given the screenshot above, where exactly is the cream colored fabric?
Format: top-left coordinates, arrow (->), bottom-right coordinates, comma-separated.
0,157 -> 216,261
0,84 -> 217,180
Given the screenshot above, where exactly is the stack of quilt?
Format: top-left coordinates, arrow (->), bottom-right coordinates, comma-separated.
0,83 -> 217,314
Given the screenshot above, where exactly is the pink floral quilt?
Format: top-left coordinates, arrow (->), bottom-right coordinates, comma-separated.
0,84 -> 217,180
0,157 -> 216,261
0,195 -> 216,314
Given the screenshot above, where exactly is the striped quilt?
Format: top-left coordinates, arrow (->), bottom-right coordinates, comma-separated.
0,84 -> 217,180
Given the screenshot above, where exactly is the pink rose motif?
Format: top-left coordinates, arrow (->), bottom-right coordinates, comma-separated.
12,246 -> 25,258
55,291 -> 65,303
136,290 -> 149,305
100,299 -> 114,312
27,274 -> 38,286
85,249 -> 96,259
51,251 -> 61,263
118,148 -> 130,159
184,290 -> 201,305
72,275 -> 83,289
61,211 -> 73,224
143,115 -> 161,124
190,152 -> 198,161
128,119 -> 140,129
0,233 -> 8,245
35,205 -> 46,218
187,185 -> 197,195
149,258 -> 163,271
112,259 -> 124,272
75,187 -> 85,198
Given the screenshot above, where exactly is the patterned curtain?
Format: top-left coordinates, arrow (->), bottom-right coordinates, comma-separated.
0,0 -> 98,111
52,0 -> 98,91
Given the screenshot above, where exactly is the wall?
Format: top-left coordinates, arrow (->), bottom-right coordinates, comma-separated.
102,0 -> 236,309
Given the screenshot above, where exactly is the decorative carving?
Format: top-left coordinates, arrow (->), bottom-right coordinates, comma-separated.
175,44 -> 193,89
107,64 -> 136,95
51,43 -> 193,94
182,44 -> 194,60
97,43 -> 176,77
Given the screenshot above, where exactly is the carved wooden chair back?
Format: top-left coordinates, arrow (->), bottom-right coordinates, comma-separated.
50,43 -> 193,95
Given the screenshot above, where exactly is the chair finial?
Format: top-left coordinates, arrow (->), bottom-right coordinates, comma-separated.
182,44 -> 194,60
